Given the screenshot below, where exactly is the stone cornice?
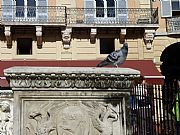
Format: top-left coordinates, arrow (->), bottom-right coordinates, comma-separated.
4,67 -> 140,90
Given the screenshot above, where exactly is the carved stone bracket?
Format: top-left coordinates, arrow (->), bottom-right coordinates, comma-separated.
4,26 -> 12,48
4,67 -> 140,90
90,28 -> 97,44
120,28 -> 126,43
144,29 -> 155,50
61,28 -> 72,49
36,26 -> 43,48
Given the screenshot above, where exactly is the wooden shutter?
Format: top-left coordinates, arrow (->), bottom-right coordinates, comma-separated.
37,0 -> 48,21
117,0 -> 127,23
161,0 -> 172,17
84,0 -> 95,24
2,0 -> 13,21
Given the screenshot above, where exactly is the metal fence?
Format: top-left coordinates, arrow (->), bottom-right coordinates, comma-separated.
131,82 -> 180,135
167,17 -> 180,33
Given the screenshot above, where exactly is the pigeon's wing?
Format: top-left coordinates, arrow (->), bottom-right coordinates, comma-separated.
107,50 -> 122,62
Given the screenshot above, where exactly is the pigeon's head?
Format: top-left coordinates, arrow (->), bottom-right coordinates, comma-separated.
123,42 -> 128,49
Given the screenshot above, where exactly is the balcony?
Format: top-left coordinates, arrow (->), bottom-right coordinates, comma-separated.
167,17 -> 180,34
1,5 -> 66,26
1,6 -> 159,28
66,8 -> 159,27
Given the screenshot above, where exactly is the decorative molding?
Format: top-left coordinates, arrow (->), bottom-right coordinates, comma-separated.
144,29 -> 155,50
4,26 -> 12,48
61,28 -> 72,49
36,26 -> 43,47
4,67 -> 140,90
120,28 -> 126,43
0,90 -> 13,98
90,28 -> 97,44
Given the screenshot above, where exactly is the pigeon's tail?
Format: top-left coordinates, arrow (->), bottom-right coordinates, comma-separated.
96,60 -> 109,67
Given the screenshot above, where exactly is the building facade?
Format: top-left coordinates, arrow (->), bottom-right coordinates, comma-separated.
0,0 -> 179,83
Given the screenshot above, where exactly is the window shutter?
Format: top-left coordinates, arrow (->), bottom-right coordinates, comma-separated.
37,0 -> 48,22
2,0 -> 13,21
117,0 -> 128,23
84,0 -> 95,24
161,0 -> 172,17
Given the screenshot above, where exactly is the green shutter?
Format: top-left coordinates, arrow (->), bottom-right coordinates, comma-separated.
161,0 -> 172,17
84,0 -> 95,24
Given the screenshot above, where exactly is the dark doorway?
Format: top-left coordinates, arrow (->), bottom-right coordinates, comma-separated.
160,42 -> 180,79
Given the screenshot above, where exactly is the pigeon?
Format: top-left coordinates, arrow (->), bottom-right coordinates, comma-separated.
96,42 -> 128,67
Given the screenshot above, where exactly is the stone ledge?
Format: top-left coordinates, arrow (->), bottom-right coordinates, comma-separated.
4,66 -> 140,90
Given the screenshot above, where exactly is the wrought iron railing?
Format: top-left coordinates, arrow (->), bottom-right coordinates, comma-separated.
131,83 -> 179,135
167,17 -> 180,33
66,8 -> 159,25
0,6 -> 158,26
1,5 -> 66,25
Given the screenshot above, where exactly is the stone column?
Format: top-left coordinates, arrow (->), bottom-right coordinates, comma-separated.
4,67 -> 140,135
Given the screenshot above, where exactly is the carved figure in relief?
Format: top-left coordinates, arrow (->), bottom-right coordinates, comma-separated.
26,111 -> 56,135
57,105 -> 90,135
0,101 -> 13,135
87,103 -> 118,135
26,101 -> 119,135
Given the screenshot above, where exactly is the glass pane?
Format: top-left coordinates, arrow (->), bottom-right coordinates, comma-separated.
107,0 -> 115,17
27,0 -> 36,17
172,1 -> 180,11
96,0 -> 104,17
16,0 -> 24,17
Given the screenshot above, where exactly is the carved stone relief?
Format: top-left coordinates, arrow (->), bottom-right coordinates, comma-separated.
0,100 -> 13,135
24,100 -> 122,135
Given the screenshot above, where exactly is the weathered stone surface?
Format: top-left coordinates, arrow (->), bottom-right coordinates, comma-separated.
4,67 -> 140,135
0,90 -> 13,135
4,67 -> 140,90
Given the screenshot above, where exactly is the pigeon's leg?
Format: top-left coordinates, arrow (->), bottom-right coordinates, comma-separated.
115,64 -> 118,68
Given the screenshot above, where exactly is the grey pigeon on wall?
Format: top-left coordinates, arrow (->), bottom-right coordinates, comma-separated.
96,42 -> 128,67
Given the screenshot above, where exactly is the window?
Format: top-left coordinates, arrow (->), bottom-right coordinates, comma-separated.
17,38 -> 32,55
95,0 -> 115,17
96,0 -> 104,17
16,0 -> 36,17
172,0 -> 180,16
100,38 -> 115,54
107,0 -> 115,17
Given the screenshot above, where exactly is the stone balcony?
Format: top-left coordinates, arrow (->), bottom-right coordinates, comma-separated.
1,6 -> 159,28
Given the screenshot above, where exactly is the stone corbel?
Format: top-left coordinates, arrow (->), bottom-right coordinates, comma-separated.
120,28 -> 126,43
144,29 -> 155,50
36,26 -> 43,48
90,28 -> 97,44
4,26 -> 12,48
61,28 -> 72,49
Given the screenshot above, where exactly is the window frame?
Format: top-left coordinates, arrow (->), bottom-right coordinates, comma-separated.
95,0 -> 116,18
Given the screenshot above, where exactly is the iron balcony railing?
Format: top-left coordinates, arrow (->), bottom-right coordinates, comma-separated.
1,6 -> 159,26
67,8 -> 158,25
167,17 -> 180,33
1,5 -> 66,25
